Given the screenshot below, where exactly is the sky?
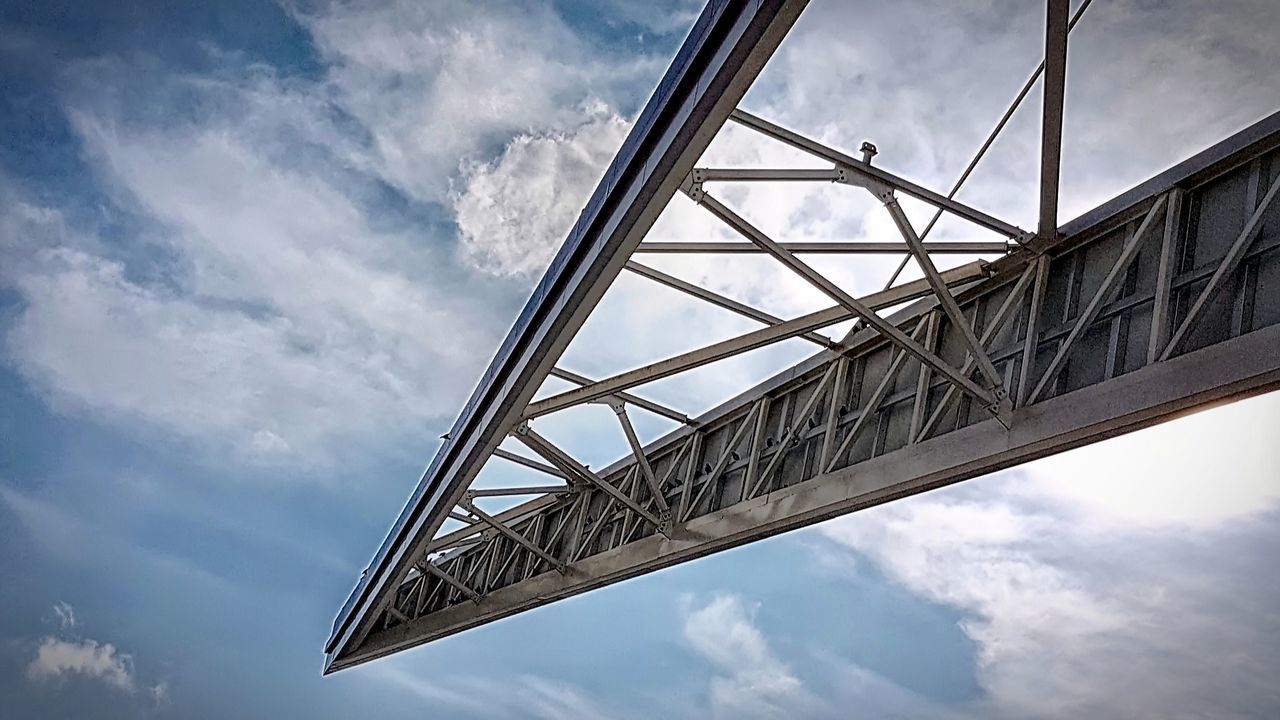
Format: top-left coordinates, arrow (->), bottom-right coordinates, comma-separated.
1,0 -> 1279,718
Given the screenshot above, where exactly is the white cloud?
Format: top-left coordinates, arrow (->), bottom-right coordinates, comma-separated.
681,594 -> 814,720
25,603 -> 170,704
520,675 -> 620,720
0,59 -> 497,468
52,600 -> 76,630
294,0 -> 662,204
1021,390 -> 1280,529
0,0 -> 670,470
27,636 -> 137,692
454,103 -> 631,277
375,665 -> 618,720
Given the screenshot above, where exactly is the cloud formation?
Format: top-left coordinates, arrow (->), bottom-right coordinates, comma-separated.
27,636 -> 137,692
818,392 -> 1280,718
377,665 -> 619,720
455,103 -> 631,277
24,602 -> 166,704
681,594 -> 816,719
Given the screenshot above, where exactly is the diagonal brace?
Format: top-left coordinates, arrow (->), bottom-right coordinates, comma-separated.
549,367 -> 690,425
514,425 -> 665,530
918,262 -> 1038,441
882,194 -> 1008,408
727,109 -> 1027,239
695,189 -> 997,410
523,262 -> 988,417
1029,195 -> 1168,403
460,500 -> 567,574
626,260 -> 836,348
609,400 -> 671,514
1160,172 -> 1280,360
492,448 -> 567,479
419,560 -> 483,604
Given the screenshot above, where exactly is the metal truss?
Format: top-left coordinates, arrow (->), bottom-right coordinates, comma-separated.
325,0 -> 1280,672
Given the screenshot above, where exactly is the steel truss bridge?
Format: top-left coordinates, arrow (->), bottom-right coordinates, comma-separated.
325,0 -> 1280,672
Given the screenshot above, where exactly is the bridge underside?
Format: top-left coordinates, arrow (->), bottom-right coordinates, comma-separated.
326,0 -> 1280,673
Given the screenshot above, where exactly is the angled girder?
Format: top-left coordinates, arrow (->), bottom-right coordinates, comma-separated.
522,262 -> 988,418
635,241 -> 1011,254
725,109 -> 1028,240
691,189 -> 999,409
624,260 -> 836,347
547,367 -> 691,425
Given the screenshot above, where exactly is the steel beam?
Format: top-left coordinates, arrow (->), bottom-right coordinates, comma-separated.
461,501 -> 566,574
624,260 -> 835,347
352,320 -> 1280,660
419,562 -> 482,605
634,241 -> 1010,254
514,425 -> 664,529
523,263 -> 988,418
884,196 -> 1007,401
727,109 -> 1027,239
492,448 -> 566,479
695,190 -> 997,408
611,401 -> 671,515
1038,0 -> 1069,240
917,263 -> 1037,442
466,485 -> 571,498
548,367 -> 690,425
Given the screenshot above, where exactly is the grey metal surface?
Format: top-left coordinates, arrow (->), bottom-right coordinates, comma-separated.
333,112 -> 1280,670
326,0 -> 1280,675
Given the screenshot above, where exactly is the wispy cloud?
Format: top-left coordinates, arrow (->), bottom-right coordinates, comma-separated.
680,593 -> 818,719
292,0 -> 663,205
375,664 -> 619,720
52,600 -> 76,630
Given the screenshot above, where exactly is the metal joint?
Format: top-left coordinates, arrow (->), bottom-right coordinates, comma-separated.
681,173 -> 706,203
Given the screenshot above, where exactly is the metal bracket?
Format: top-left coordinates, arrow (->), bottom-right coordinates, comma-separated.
681,172 -> 706,204
833,161 -> 894,199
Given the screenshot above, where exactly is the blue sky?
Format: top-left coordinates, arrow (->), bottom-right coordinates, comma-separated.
1,0 -> 1279,718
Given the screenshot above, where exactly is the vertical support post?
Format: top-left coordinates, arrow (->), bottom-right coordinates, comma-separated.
820,357 -> 849,469
1018,255 -> 1052,406
1039,0 -> 1069,241
1148,188 -> 1185,364
909,311 -> 941,443
677,432 -> 702,523
743,397 -> 772,503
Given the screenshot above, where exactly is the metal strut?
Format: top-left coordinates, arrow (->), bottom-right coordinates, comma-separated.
691,188 -> 999,411
514,424 -> 665,530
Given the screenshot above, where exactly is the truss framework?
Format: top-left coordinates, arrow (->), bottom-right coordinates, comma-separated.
325,0 -> 1280,672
